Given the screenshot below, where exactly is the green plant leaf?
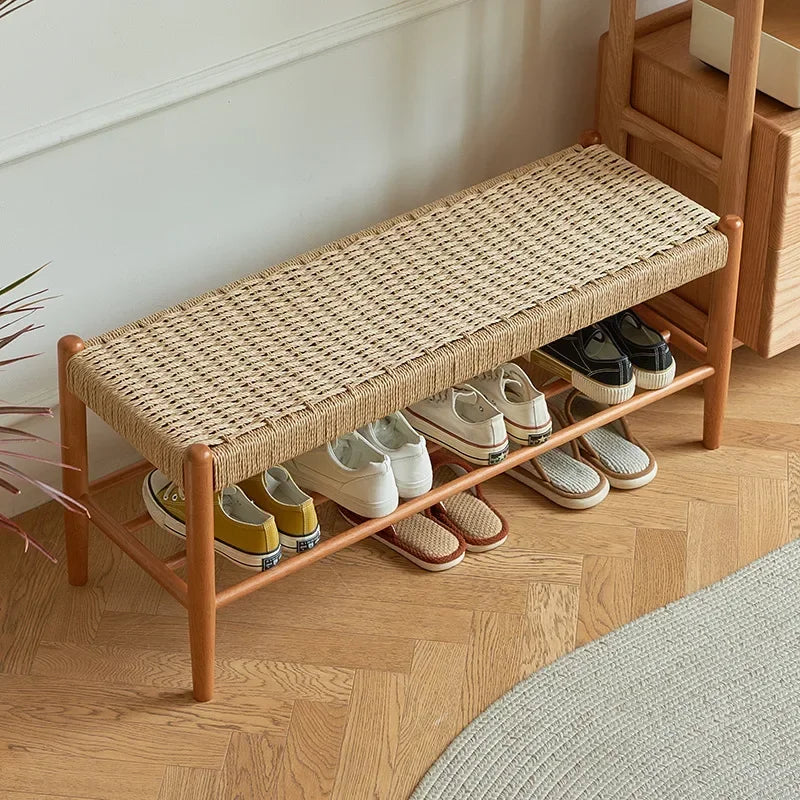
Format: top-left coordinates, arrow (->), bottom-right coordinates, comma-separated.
0,264 -> 46,297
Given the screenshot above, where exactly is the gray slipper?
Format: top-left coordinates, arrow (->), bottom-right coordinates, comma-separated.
507,405 -> 609,510
562,390 -> 657,490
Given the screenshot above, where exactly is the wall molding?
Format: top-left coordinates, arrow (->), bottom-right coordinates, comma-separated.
0,0 -> 470,168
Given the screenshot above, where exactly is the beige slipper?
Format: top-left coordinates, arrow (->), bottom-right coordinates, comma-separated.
338,506 -> 465,571
428,452 -> 508,552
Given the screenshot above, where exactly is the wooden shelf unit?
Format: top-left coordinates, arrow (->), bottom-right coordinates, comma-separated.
599,0 -> 800,357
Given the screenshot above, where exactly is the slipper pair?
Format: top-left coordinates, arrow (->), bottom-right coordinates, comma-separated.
508,390 -> 656,509
338,452 -> 507,572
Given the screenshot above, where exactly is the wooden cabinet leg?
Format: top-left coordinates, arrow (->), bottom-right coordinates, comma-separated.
703,215 -> 744,450
184,444 -> 216,702
57,335 -> 89,586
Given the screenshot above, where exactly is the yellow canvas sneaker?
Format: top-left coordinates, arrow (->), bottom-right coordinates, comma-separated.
238,466 -> 321,553
143,470 -> 281,571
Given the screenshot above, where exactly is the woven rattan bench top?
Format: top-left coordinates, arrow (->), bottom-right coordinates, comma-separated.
68,144 -> 727,489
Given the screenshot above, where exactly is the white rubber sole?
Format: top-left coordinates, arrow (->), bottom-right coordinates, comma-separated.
606,460 -> 658,491
142,477 -> 282,571
506,466 -> 610,510
505,419 -> 553,447
375,534 -> 465,571
279,525 -> 321,553
464,536 -> 508,553
405,414 -> 508,466
529,349 -> 636,405
633,361 -> 676,391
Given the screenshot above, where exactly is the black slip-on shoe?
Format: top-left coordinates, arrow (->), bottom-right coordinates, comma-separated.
529,325 -> 635,405
598,310 -> 675,390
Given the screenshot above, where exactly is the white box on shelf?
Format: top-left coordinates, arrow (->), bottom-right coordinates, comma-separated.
690,0 -> 800,109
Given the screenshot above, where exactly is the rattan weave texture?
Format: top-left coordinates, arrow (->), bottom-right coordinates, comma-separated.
68,144 -> 726,489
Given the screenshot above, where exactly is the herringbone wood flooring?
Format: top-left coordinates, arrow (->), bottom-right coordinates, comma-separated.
1,346 -> 798,800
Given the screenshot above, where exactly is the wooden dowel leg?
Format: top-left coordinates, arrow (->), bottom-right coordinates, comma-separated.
578,130 -> 602,148
703,215 -> 744,450
184,444 -> 216,702
57,335 -> 89,586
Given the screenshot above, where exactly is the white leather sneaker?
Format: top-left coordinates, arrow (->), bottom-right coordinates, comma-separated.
405,386 -> 508,466
358,412 -> 433,498
284,432 -> 399,518
467,363 -> 552,446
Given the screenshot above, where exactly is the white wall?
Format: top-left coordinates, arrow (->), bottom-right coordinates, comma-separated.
1,0 -> 675,517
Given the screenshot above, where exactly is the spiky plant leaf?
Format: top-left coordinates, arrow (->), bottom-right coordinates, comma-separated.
0,461 -> 89,516
0,406 -> 52,416
0,264 -> 46,297
0,261 -> 87,561
0,425 -> 60,445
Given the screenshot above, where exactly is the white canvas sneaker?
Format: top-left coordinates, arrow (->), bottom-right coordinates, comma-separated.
405,386 -> 508,466
358,412 -> 433,498
284,432 -> 399,518
467,363 -> 552,446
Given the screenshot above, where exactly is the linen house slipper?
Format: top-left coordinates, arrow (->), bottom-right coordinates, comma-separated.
563,390 -> 657,490
428,451 -> 508,552
337,506 -> 465,572
506,403 -> 609,510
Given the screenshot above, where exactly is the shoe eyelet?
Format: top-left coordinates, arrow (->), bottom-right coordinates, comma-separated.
171,494 -> 178,501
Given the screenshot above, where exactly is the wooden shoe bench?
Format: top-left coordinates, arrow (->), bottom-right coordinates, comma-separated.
57,0 -> 762,701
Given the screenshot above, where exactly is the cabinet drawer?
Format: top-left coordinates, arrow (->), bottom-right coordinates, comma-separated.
773,134 -> 800,251
763,241 -> 800,355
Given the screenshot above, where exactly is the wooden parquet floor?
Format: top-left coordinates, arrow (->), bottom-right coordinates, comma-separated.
2,346 -> 798,800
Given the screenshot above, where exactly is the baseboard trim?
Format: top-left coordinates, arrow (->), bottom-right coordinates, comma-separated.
0,0 -> 470,168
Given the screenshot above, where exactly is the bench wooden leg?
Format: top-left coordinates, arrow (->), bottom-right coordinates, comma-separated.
703,215 -> 744,450
184,443 -> 216,702
58,335 -> 90,586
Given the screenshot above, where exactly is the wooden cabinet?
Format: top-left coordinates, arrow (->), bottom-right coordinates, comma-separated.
599,14 -> 800,357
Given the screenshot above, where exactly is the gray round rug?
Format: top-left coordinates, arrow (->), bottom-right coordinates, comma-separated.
414,539 -> 800,800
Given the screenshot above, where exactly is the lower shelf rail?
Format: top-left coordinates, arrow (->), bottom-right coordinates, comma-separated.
85,362 -> 714,613
213,363 -> 713,608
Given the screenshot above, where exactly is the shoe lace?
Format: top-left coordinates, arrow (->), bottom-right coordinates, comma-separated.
163,483 -> 185,502
475,366 -> 502,381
